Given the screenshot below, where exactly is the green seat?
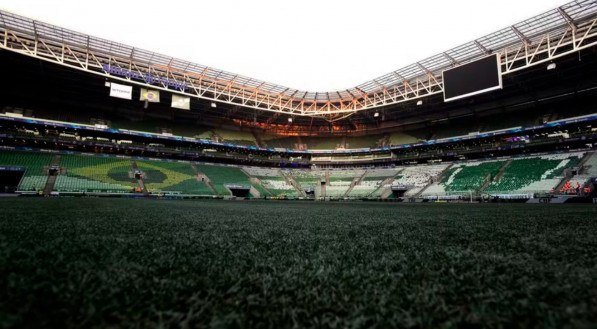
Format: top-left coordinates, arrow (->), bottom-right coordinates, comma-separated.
0,151 -> 54,192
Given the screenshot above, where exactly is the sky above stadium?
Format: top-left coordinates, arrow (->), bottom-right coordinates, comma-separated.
2,0 -> 567,91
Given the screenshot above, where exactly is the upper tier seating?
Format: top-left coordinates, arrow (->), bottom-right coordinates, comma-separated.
344,135 -> 383,149
19,103 -> 596,153
111,119 -> 212,138
388,132 -> 420,146
301,137 -> 345,150
212,129 -> 257,146
136,160 -> 214,195
261,136 -> 300,149
0,150 -> 53,192
54,154 -> 135,193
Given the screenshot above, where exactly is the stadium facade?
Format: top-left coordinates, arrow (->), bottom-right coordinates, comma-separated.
0,1 -> 596,202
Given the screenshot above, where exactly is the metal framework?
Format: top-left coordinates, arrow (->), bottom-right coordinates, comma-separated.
0,0 -> 596,119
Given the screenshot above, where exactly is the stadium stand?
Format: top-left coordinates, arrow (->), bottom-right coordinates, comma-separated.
1,148 -> 595,200
348,168 -> 400,198
391,164 -> 448,196
112,119 -> 212,138
135,160 -> 214,195
285,169 -> 323,189
242,167 -> 298,198
387,132 -> 421,146
485,153 -> 585,194
324,169 -> 365,197
261,136 -> 300,149
212,129 -> 257,146
0,150 -> 53,192
6,102 -> 593,152
54,154 -> 135,193
301,137 -> 345,150
0,3 -> 595,206
344,135 -> 383,149
348,180 -> 383,197
555,152 -> 597,194
422,160 -> 505,196
196,164 -> 256,196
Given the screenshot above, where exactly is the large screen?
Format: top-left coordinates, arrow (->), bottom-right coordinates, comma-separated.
442,54 -> 502,102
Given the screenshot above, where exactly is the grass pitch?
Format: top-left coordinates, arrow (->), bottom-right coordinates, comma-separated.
1,198 -> 596,328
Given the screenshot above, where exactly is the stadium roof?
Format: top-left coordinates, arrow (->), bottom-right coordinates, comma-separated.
0,0 -> 596,118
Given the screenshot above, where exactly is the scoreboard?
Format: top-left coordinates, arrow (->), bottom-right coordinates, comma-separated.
443,54 -> 502,102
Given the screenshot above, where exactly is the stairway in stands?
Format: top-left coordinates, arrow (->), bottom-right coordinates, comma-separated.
191,164 -> 218,195
378,169 -> 404,199
321,172 -> 331,198
280,170 -> 306,197
416,165 -> 453,197
42,154 -> 61,196
240,167 -> 273,198
130,160 -> 148,194
252,131 -> 264,148
474,160 -> 510,194
344,170 -> 367,197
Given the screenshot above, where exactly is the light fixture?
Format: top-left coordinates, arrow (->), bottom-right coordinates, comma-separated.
547,63 -> 556,70
416,100 -> 423,106
211,102 -> 217,108
373,112 -> 379,118
288,117 -> 293,123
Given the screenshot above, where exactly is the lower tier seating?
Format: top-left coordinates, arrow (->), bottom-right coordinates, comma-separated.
0,150 -> 54,192
423,161 -> 504,196
196,164 -> 254,196
2,150 -> 592,198
242,167 -> 298,197
486,153 -> 584,194
392,164 -> 448,196
258,177 -> 298,198
55,154 -> 135,193
136,160 -> 214,195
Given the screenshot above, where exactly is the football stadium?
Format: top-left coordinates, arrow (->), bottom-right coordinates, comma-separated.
1,1 -> 597,327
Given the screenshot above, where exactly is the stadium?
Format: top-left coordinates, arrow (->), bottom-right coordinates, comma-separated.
0,1 -> 596,327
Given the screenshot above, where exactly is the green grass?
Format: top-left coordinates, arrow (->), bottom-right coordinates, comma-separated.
1,199 -> 596,328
